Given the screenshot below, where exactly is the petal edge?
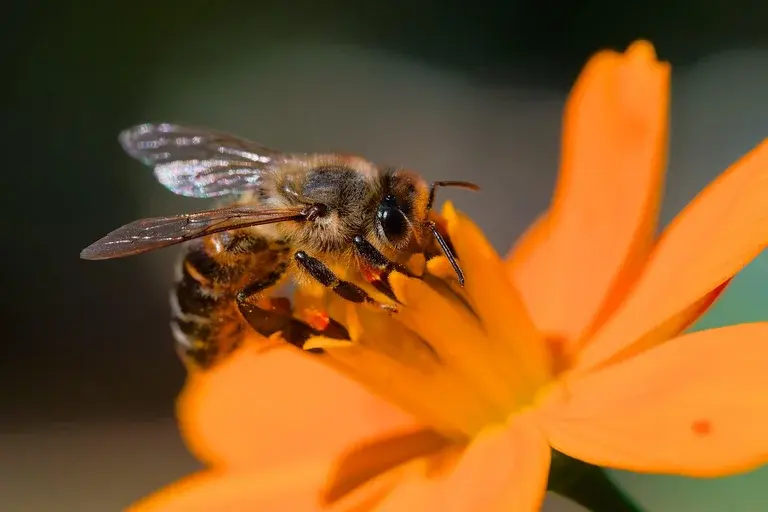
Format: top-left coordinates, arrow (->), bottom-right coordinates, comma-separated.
541,323 -> 768,476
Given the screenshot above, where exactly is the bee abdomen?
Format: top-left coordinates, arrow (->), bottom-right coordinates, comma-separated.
169,245 -> 243,368
167,233 -> 295,369
172,251 -> 217,308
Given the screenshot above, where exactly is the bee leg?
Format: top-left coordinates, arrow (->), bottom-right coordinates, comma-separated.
236,280 -> 350,353
294,251 -> 398,313
352,235 -> 421,302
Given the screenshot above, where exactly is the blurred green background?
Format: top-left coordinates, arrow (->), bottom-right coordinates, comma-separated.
3,1 -> 768,510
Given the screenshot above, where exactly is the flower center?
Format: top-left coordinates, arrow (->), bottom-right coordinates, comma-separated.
299,271 -> 553,439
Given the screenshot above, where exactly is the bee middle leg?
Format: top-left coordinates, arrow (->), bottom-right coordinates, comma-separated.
294,251 -> 398,312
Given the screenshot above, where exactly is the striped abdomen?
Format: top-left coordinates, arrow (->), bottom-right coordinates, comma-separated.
169,231 -> 291,368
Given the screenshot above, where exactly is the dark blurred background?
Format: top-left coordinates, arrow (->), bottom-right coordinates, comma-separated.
3,1 -> 768,510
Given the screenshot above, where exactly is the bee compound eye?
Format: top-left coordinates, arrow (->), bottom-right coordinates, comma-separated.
377,204 -> 408,243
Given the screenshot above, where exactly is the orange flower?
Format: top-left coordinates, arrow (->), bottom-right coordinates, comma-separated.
131,40 -> 768,511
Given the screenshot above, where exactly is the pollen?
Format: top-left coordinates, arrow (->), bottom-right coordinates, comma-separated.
360,265 -> 380,283
305,309 -> 331,331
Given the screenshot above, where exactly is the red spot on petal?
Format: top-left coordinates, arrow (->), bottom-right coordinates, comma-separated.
691,419 -> 712,436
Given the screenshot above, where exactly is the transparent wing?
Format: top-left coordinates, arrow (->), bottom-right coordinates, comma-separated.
118,123 -> 291,198
80,205 -> 307,260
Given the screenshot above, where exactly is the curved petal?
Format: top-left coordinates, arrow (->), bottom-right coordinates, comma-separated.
324,428 -> 451,504
179,341 -> 418,471
540,323 -> 768,476
128,463 -> 330,512
307,286 -> 496,437
576,138 -> 768,372
442,202 -> 550,393
506,212 -> 549,277
583,278 -> 731,369
373,416 -> 551,512
507,40 -> 670,354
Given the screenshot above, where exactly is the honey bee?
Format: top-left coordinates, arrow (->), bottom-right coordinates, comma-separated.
81,123 -> 478,368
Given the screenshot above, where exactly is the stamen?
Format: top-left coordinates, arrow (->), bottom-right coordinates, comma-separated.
285,209 -> 554,436
302,277 -> 520,437
442,203 -> 552,397
391,275 -> 522,416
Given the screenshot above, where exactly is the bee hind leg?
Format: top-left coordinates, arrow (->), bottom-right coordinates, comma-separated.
236,280 -> 350,353
294,251 -> 398,313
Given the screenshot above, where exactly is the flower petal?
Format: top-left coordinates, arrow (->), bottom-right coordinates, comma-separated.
179,341 -> 418,471
373,416 -> 551,512
128,467 -> 324,512
442,202 -> 551,394
585,278 -> 732,368
507,40 -> 670,354
323,277 -> 507,437
506,212 -> 549,278
324,428 -> 451,505
132,430 -> 456,512
540,323 -> 768,476
576,138 -> 768,372
129,462 -> 333,512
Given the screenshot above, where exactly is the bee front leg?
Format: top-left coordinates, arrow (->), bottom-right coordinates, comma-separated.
294,251 -> 398,313
352,235 -> 421,302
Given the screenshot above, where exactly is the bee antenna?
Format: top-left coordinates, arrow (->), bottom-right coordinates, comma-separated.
425,181 -> 477,286
427,181 -> 480,210
428,221 -> 465,286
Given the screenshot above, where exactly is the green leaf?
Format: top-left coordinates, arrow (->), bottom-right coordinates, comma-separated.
548,450 -> 644,512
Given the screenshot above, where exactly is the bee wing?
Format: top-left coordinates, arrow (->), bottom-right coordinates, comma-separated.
81,205 -> 307,260
119,123 -> 293,198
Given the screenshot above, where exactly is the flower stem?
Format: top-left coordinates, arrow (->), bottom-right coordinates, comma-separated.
548,451 -> 644,512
